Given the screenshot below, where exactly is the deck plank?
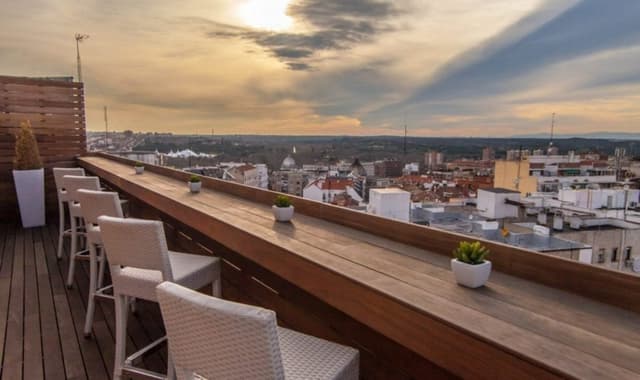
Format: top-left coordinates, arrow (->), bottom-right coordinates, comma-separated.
0,223 -> 15,378
0,221 -> 167,380
41,223 -> 88,380
34,227 -> 66,380
23,228 -> 44,379
3,225 -> 25,379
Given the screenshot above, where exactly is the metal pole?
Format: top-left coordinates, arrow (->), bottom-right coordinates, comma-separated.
75,34 -> 89,82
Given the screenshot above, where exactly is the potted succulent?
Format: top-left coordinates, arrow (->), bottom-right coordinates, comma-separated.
188,174 -> 202,193
451,241 -> 491,288
134,161 -> 144,174
13,120 -> 45,228
272,194 -> 294,222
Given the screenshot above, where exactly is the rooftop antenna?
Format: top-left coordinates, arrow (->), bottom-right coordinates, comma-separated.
75,33 -> 89,82
103,106 -> 109,151
515,145 -> 523,191
548,112 -> 556,154
403,111 -> 408,156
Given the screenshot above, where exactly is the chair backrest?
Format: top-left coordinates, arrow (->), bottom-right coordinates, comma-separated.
156,282 -> 285,380
77,189 -> 123,225
53,168 -> 85,201
98,216 -> 172,278
62,175 -> 100,203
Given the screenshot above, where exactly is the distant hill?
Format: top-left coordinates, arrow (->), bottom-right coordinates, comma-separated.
511,132 -> 640,140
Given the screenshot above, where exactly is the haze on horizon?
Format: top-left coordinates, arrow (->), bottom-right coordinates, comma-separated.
2,0 -> 640,137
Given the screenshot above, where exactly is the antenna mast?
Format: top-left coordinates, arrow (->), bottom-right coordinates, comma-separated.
103,106 -> 109,151
75,33 -> 89,82
403,112 -> 407,156
548,112 -> 556,154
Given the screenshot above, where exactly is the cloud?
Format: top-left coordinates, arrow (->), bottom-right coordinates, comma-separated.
407,0 -> 640,103
206,0 -> 402,70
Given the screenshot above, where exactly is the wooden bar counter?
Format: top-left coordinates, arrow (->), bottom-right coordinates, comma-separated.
79,155 -> 640,380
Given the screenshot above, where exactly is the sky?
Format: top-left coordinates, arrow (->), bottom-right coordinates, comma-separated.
2,0 -> 640,136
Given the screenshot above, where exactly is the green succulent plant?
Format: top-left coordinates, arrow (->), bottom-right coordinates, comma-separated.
453,241 -> 489,265
274,194 -> 292,208
134,161 -> 144,167
189,174 -> 201,183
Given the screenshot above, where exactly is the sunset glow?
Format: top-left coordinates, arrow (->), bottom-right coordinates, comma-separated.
237,0 -> 293,31
2,1 -> 639,136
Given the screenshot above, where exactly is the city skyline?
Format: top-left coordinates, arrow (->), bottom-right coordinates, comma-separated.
2,0 -> 640,136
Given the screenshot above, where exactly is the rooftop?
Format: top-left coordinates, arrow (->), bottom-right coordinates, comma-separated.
480,187 -> 521,194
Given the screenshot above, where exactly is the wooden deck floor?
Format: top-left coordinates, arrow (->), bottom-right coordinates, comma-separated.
0,222 -> 166,380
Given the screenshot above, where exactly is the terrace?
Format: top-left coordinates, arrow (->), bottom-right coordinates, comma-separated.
2,76 -> 640,379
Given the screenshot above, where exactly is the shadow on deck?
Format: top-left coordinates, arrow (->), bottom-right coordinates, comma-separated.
0,222 -> 164,380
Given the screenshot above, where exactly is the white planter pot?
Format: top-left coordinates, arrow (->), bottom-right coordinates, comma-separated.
13,169 -> 45,228
272,205 -> 294,222
135,166 -> 144,174
451,259 -> 491,288
189,181 -> 202,193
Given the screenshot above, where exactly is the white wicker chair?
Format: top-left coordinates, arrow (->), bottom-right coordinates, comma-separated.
62,175 -> 101,288
77,189 -> 124,337
53,167 -> 85,259
98,216 -> 221,380
156,281 -> 360,380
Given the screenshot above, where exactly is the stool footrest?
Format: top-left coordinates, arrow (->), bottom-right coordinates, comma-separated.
123,336 -> 168,379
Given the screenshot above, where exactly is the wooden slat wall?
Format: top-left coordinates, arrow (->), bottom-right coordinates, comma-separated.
0,76 -> 86,219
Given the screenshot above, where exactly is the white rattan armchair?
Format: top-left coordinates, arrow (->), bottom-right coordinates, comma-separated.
156,281 -> 359,380
53,167 -> 85,259
98,216 -> 221,380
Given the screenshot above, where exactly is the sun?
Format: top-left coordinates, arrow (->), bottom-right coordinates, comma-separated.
237,0 -> 293,31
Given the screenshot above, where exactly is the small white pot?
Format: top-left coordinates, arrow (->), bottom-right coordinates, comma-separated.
13,169 -> 46,228
135,166 -> 144,174
189,181 -> 202,193
272,205 -> 294,222
451,259 -> 491,288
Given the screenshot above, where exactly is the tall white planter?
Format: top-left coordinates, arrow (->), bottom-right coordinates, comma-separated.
13,168 -> 45,228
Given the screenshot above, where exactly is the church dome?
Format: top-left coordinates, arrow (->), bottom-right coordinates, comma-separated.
281,154 -> 297,170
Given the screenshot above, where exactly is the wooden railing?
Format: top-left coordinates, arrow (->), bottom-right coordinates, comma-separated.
0,76 -> 85,217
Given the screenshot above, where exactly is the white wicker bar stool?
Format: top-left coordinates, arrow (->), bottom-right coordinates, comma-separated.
62,175 -> 101,288
98,216 -> 221,380
77,189 -> 124,337
53,167 -> 85,259
156,281 -> 360,380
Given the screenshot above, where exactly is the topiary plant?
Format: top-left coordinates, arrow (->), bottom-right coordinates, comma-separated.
274,194 -> 292,208
14,120 -> 43,170
189,174 -> 201,183
453,241 -> 489,265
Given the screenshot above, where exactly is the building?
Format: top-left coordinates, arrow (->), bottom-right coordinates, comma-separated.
403,162 -> 420,175
424,151 -> 444,169
374,160 -> 403,178
367,188 -> 411,222
254,163 -> 269,189
225,164 -> 259,187
303,177 -> 355,203
494,154 -> 618,195
493,159 -> 538,195
506,149 -> 530,161
482,147 -> 495,161
476,188 -> 521,219
555,218 -> 639,271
